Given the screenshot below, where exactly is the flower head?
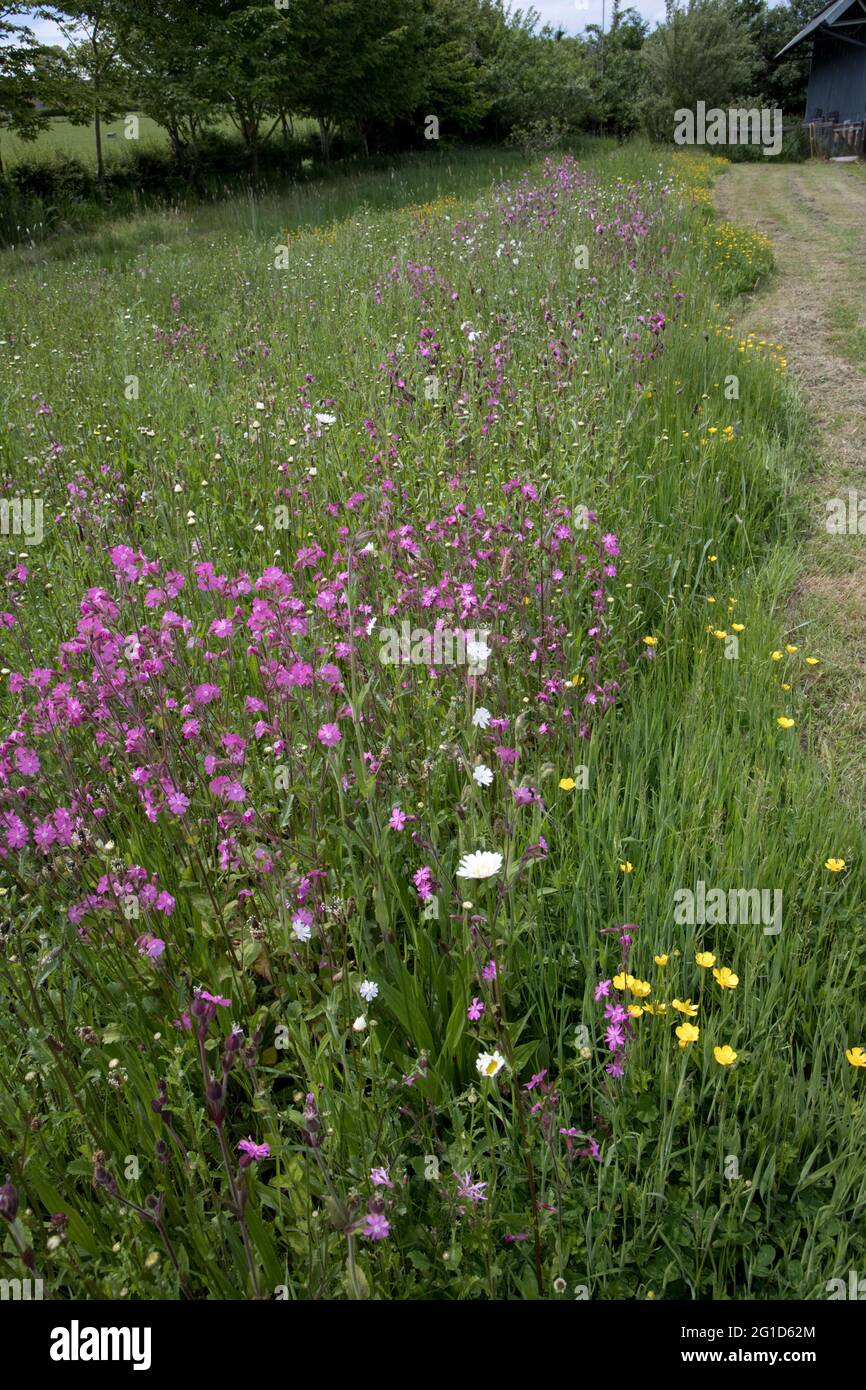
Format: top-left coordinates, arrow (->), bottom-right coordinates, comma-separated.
457,850 -> 503,881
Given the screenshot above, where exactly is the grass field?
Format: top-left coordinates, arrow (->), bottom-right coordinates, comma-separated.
0,142 -> 863,1302
0,113 -> 320,170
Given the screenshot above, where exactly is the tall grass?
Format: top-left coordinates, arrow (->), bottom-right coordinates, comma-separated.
0,143 -> 862,1301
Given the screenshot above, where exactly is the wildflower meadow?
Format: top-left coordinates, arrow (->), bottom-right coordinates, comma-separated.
1,138 -> 864,1315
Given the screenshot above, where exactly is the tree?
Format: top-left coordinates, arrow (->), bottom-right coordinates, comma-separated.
640,0 -> 757,141
585,4 -> 649,138
285,0 -> 426,159
40,3 -> 129,180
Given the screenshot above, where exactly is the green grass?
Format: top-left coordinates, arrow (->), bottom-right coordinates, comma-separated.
0,142 -> 863,1302
0,113 -> 320,170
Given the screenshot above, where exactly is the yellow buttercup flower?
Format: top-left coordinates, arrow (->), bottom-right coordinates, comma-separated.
731,622 -> 745,632
824,858 -> 845,873
708,554 -> 717,562
846,1047 -> 866,1067
771,650 -> 783,661
642,1002 -> 668,1015
713,967 -> 739,990
785,644 -> 798,653
712,629 -> 727,640
619,861 -> 634,874
612,972 -> 629,991
627,1004 -> 643,1018
630,978 -> 652,998
805,656 -> 820,666
714,1045 -> 737,1066
654,954 -> 669,966
559,777 -> 576,791
695,951 -> 716,968
642,636 -> 658,647
676,1022 -> 700,1048
673,998 -> 699,1017
777,717 -> 795,729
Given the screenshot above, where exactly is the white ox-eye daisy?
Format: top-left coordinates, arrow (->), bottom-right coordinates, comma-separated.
475,1049 -> 506,1079
456,850 -> 503,880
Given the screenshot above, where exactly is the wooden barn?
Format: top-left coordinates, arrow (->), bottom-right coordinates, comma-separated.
778,0 -> 866,151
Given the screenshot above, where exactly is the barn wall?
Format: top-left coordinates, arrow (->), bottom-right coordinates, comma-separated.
806,35 -> 866,121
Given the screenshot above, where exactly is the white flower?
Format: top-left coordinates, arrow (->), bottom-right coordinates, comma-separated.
472,706 -> 492,729
456,850 -> 503,880
352,1015 -> 367,1032
473,764 -> 494,787
315,412 -> 336,426
475,1049 -> 506,1079
466,639 -> 490,669
291,915 -> 312,942
359,979 -> 379,1003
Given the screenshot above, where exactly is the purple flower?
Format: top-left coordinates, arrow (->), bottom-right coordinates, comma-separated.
370,1166 -> 395,1188
454,1169 -> 487,1203
238,1137 -> 270,1166
317,722 -> 341,747
389,806 -> 407,830
363,1211 -> 390,1240
594,979 -> 612,1000
467,997 -> 484,1022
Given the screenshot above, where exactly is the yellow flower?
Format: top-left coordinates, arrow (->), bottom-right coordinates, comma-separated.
571,673 -> 584,686
781,682 -> 791,691
676,1022 -> 700,1048
642,1002 -> 668,1015
612,972 -> 629,991
630,978 -> 652,998
714,1045 -> 737,1066
654,954 -> 669,966
805,656 -> 820,666
707,596 -> 716,604
825,858 -> 846,873
846,1047 -> 866,1068
619,861 -> 634,874
695,951 -> 716,968
642,636 -> 658,647
559,777 -> 576,791
708,554 -> 717,562
771,650 -> 783,661
627,1004 -> 643,1018
713,967 -> 739,990
785,644 -> 798,653
673,998 -> 699,1017
731,622 -> 745,632
712,629 -> 727,640
777,716 -> 795,729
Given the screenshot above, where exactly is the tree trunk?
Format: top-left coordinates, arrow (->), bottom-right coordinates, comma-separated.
94,104 -> 104,182
318,117 -> 332,162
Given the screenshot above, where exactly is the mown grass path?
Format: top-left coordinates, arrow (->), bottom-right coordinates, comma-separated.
715,162 -> 866,799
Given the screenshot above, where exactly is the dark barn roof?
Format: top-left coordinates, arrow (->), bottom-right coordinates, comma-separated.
776,0 -> 866,59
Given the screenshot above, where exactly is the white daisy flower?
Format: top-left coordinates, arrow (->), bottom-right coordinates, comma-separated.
475,1049 -> 506,1079
456,850 -> 503,880
472,706 -> 492,729
473,764 -> 494,787
359,979 -> 379,1003
315,412 -> 336,426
